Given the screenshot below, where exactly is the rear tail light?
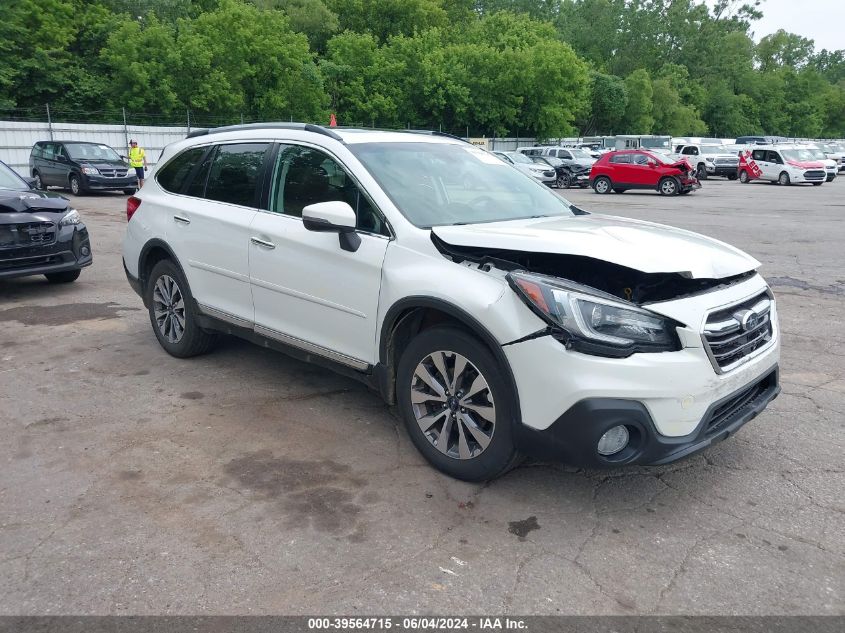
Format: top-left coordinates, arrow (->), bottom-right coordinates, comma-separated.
126,196 -> 141,222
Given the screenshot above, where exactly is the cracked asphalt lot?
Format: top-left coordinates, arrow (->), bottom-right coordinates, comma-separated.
1,179 -> 842,615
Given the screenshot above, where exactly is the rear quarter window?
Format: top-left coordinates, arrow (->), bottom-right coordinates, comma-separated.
156,147 -> 208,194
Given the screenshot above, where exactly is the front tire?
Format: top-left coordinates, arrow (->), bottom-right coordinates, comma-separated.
45,269 -> 81,283
778,171 -> 791,186
33,171 -> 44,190
593,176 -> 612,194
728,173 -> 738,181
556,172 -> 571,189
146,260 -> 217,358
397,326 -> 522,481
69,174 -> 83,195
697,163 -> 708,180
659,177 -> 679,196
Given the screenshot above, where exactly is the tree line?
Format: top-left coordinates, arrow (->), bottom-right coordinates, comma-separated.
1,0 -> 843,139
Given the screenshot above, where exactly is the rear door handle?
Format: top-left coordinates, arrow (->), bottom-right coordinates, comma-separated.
173,215 -> 190,225
250,237 -> 275,249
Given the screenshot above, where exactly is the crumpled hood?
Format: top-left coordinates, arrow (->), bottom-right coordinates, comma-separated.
431,214 -> 760,279
0,190 -> 70,215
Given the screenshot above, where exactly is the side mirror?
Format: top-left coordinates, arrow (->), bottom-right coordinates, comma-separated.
302,201 -> 361,252
648,160 -> 657,167
56,154 -> 67,162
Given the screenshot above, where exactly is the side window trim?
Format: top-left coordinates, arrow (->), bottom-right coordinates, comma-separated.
263,140 -> 393,239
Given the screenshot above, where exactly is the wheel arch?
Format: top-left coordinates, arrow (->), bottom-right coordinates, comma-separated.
377,296 -> 521,424
138,239 -> 187,298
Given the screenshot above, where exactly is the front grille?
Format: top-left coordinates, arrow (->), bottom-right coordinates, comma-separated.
0,222 -> 57,248
703,291 -> 774,373
803,170 -> 825,181
703,370 -> 777,436
97,168 -> 129,178
715,158 -> 739,166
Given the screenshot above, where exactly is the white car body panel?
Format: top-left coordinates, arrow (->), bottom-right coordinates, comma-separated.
432,214 -> 760,279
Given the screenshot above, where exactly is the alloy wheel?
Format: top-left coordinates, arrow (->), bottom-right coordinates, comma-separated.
595,178 -> 610,194
152,274 -> 186,344
70,177 -> 80,195
34,173 -> 43,189
410,350 -> 495,460
661,179 -> 677,195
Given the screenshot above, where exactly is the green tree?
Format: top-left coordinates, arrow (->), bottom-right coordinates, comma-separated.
622,69 -> 653,133
577,71 -> 627,135
325,0 -> 449,42
757,29 -> 815,71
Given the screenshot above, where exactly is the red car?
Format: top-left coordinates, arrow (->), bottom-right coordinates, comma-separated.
589,150 -> 700,195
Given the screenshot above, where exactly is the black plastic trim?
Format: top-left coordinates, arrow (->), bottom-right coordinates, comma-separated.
515,366 -> 780,468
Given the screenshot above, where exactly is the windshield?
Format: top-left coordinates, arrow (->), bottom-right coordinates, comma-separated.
507,152 -> 533,164
64,143 -> 122,162
781,149 -> 818,162
350,142 -> 575,228
537,156 -> 563,167
700,146 -> 727,155
806,148 -> 826,160
0,162 -> 28,191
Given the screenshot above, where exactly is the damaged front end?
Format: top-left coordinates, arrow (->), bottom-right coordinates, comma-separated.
431,234 -> 757,359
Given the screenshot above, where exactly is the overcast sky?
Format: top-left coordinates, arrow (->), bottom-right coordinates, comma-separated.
713,0 -> 845,52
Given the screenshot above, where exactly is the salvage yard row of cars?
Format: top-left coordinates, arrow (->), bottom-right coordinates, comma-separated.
6,124 -> 842,480
502,138 -> 843,195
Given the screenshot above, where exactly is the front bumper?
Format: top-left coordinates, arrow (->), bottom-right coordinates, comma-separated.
515,367 -> 779,467
707,163 -> 739,176
81,174 -> 138,191
0,225 -> 92,279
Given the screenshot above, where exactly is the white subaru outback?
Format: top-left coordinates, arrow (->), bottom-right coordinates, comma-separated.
122,124 -> 780,481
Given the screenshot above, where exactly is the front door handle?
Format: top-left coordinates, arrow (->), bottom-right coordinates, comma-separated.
173,215 -> 191,225
251,237 -> 275,249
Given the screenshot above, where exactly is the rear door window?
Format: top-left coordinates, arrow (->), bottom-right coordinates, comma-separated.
157,147 -> 208,194
631,153 -> 649,165
609,154 -> 631,164
204,143 -> 269,207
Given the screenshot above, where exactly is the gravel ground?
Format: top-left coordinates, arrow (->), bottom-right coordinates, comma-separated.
0,177 -> 842,615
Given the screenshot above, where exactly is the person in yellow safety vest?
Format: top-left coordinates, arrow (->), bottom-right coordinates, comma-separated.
128,139 -> 148,188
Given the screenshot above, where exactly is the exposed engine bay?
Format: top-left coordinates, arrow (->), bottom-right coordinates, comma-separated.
431,234 -> 756,305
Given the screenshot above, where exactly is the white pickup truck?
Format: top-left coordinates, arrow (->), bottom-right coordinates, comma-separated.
672,144 -> 739,180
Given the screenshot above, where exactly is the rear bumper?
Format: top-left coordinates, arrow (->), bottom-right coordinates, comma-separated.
124,259 -> 144,299
515,367 -> 780,468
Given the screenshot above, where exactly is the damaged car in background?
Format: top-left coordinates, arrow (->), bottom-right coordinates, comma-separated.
1,159 -> 91,283
123,125 -> 779,482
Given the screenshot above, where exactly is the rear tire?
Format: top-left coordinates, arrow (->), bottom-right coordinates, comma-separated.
739,170 -> 750,183
145,259 -> 217,358
593,176 -> 612,194
45,269 -> 81,283
728,174 -> 738,181
397,326 -> 522,482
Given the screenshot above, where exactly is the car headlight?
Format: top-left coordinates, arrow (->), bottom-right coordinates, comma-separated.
81,166 -> 99,176
705,157 -> 715,163
508,271 -> 681,357
59,208 -> 81,226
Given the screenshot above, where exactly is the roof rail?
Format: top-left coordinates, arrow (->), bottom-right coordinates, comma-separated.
403,130 -> 471,144
186,122 -> 344,142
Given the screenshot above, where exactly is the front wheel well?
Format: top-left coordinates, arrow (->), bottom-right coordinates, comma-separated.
378,302 -> 516,412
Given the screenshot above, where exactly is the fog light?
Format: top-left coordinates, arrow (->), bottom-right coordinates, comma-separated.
80,246 -> 90,256
597,425 -> 629,456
